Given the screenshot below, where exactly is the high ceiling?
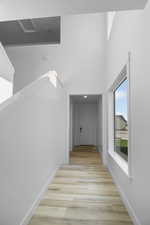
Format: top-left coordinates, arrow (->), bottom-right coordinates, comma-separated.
0,0 -> 147,22
0,17 -> 60,46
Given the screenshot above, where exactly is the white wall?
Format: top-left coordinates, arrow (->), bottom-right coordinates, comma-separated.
106,5 -> 150,225
73,103 -> 98,146
6,13 -> 106,95
97,95 -> 103,151
0,73 -> 67,225
0,42 -> 14,104
69,101 -> 74,151
0,42 -> 14,82
73,102 -> 80,146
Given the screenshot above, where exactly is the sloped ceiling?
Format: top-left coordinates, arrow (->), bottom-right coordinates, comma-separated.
0,0 -> 148,22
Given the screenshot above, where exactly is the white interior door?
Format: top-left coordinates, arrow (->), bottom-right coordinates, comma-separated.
79,104 -> 97,146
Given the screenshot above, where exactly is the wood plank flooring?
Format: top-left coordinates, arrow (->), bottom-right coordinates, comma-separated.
28,146 -> 133,225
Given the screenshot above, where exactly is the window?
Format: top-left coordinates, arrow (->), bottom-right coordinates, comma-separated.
108,59 -> 131,177
114,78 -> 128,161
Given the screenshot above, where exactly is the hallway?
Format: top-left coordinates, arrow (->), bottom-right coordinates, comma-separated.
28,146 -> 133,225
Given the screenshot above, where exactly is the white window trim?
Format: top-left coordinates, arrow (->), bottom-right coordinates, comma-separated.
108,53 -> 132,179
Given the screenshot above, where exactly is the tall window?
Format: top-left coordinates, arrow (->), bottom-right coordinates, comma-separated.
114,78 -> 128,161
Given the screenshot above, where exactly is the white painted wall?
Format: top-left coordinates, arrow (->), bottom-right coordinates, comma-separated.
73,103 -> 98,146
97,95 -> 103,151
69,101 -> 74,151
73,102 -> 80,146
106,4 -> 150,225
0,42 -> 14,82
0,42 -> 14,104
0,73 -> 67,225
6,13 -> 106,95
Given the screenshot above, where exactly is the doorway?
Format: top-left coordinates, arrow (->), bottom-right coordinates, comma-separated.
69,95 -> 102,152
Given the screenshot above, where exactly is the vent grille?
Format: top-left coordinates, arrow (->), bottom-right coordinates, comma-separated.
18,19 -> 36,33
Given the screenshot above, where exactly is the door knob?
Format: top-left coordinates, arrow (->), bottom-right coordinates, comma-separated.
80,127 -> 82,133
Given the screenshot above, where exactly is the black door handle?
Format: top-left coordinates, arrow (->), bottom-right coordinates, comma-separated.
80,127 -> 82,133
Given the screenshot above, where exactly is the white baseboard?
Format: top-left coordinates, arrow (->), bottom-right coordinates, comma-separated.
108,166 -> 142,225
20,166 -> 59,225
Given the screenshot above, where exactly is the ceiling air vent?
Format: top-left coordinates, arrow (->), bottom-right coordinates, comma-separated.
18,19 -> 36,33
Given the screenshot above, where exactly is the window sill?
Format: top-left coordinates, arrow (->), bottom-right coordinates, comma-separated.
108,150 -> 130,178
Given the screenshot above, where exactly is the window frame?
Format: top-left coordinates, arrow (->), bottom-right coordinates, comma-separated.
108,54 -> 132,178
113,77 -> 128,161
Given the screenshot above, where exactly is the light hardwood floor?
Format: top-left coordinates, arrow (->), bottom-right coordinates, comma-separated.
28,146 -> 133,225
